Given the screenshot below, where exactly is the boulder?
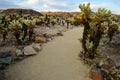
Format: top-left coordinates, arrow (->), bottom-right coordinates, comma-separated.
15,47 -> 25,60
16,49 -> 23,56
32,43 -> 42,52
35,36 -> 47,43
89,68 -> 103,80
0,57 -> 12,65
0,47 -> 16,59
23,45 -> 37,56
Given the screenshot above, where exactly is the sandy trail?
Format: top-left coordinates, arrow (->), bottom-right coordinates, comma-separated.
5,27 -> 90,80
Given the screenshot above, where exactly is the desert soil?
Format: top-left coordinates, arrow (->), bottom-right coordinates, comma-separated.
5,27 -> 91,80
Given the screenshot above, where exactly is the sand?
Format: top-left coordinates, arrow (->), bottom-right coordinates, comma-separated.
5,27 -> 91,80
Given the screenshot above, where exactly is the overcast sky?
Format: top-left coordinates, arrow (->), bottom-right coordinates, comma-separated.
0,0 -> 120,14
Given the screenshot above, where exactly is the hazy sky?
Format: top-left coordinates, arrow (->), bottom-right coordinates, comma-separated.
0,0 -> 120,14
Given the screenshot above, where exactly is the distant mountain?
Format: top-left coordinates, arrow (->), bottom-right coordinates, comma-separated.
1,9 -> 43,16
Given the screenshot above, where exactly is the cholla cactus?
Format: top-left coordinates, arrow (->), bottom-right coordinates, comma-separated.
0,14 -> 5,20
93,8 -> 111,23
9,20 -> 22,44
108,15 -> 119,40
24,19 -> 36,41
78,3 -> 93,58
108,21 -> 119,42
73,15 -> 82,26
66,18 -> 74,25
0,23 -> 4,33
0,23 -> 6,33
0,24 -> 7,41
9,20 -> 22,31
79,3 -> 92,23
79,3 -> 119,59
0,14 -> 8,41
25,20 -> 36,29
51,19 -> 57,26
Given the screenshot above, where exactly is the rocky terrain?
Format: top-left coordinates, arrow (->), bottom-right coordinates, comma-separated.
99,32 -> 120,65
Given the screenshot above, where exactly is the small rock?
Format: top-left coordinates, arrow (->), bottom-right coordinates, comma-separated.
23,45 -> 37,56
35,36 -> 47,43
105,58 -> 116,69
16,49 -> 23,56
57,32 -> 63,36
43,33 -> 53,38
43,33 -> 54,41
32,43 -> 42,52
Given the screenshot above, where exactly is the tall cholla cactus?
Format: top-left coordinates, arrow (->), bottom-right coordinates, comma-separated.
79,3 -> 119,59
90,8 -> 112,58
79,3 -> 92,58
9,20 -> 22,44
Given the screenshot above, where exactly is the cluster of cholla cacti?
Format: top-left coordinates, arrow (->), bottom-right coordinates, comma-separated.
76,3 -> 119,59
77,3 -> 120,80
0,14 -> 37,45
0,13 -> 70,45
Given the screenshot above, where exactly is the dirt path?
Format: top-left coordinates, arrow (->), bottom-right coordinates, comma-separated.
5,27 -> 91,80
